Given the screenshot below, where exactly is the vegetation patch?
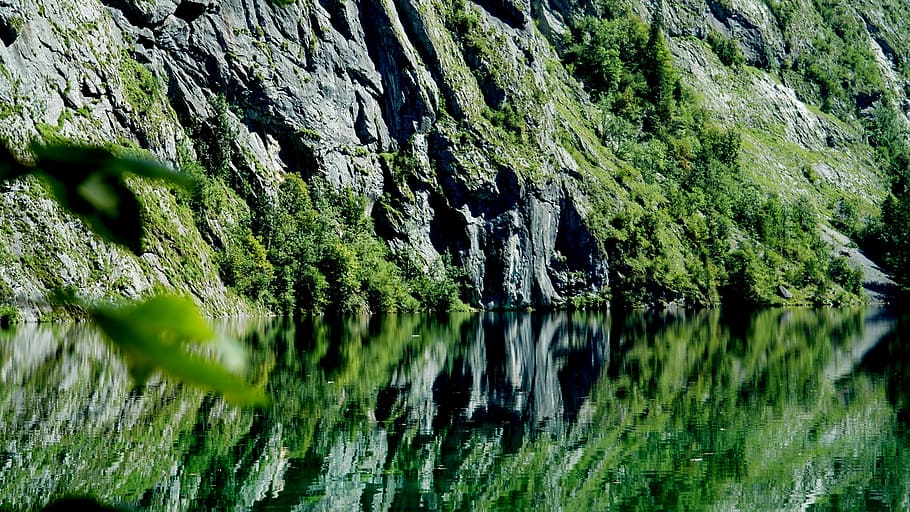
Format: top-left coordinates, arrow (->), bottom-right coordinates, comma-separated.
119,53 -> 162,117
706,30 -> 745,68
0,304 -> 18,328
558,1 -> 865,307
264,175 -> 466,314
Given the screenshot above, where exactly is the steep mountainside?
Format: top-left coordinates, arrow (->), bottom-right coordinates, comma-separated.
0,0 -> 907,317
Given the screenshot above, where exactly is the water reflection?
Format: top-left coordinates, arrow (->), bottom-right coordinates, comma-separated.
0,309 -> 908,511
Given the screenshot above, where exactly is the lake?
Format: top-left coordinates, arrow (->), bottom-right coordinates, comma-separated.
1,308 -> 908,510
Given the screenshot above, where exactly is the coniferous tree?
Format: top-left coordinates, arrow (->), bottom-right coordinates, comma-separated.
881,186 -> 910,289
642,9 -> 677,134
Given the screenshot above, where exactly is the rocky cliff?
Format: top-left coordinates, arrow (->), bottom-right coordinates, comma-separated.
0,0 -> 906,315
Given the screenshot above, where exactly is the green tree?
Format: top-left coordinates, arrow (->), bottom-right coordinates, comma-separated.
723,245 -> 773,306
706,29 -> 745,68
880,192 -> 910,288
642,17 -> 678,134
265,176 -> 428,314
564,12 -> 649,113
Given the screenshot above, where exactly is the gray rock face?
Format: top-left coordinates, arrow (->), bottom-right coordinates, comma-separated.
91,0 -> 611,309
0,0 -> 250,318
642,0 -> 785,68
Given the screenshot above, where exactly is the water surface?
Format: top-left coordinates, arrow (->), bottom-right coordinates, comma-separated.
1,308 -> 908,510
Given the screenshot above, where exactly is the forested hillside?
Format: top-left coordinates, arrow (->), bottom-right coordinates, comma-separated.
0,0 -> 908,317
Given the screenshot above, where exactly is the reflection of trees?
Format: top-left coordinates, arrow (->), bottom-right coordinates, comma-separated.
270,308 -> 907,511
470,308 -> 906,511
0,323 -> 253,511
854,311 -> 910,509
860,311 -> 910,425
2,309 -> 907,511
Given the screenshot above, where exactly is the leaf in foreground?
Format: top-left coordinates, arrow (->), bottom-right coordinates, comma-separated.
31,144 -> 193,253
89,295 -> 267,406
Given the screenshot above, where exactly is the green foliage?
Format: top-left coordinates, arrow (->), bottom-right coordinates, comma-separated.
766,0 -> 798,31
119,53 -> 162,117
723,244 -> 774,306
0,139 -> 264,404
176,147 -> 274,307
265,175 -> 428,315
295,127 -> 322,141
1,142 -> 190,253
565,9 -> 681,133
564,9 -> 862,307
398,253 -> 471,312
564,12 -> 650,122
866,102 -> 909,166
832,196 -> 861,235
706,30 -> 745,68
877,192 -> 910,288
828,255 -> 862,293
447,0 -> 482,36
263,174 -> 321,312
191,96 -> 239,186
642,19 -> 679,134
0,305 -> 18,329
179,101 -> 288,308
859,102 -> 910,291
482,103 -> 527,142
216,230 -> 274,304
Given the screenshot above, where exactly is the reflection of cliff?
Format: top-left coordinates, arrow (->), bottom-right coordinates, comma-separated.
381,312 -> 611,438
824,307 -> 894,381
304,308 -> 909,511
300,312 -> 615,510
460,312 -> 610,427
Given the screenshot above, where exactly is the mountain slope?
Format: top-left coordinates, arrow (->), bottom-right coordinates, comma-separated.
0,0 -> 905,316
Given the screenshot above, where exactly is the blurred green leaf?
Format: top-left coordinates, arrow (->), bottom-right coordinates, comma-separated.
89,295 -> 268,406
3,139 -> 265,405
32,144 -> 192,187
76,173 -> 121,216
28,144 -> 193,253
0,143 -> 29,182
45,169 -> 144,253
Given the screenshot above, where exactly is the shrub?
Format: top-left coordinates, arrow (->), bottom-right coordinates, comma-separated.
827,256 -> 862,294
0,305 -> 18,328
723,246 -> 773,306
217,231 -> 275,304
120,53 -> 162,116
400,253 -> 470,312
263,175 -> 466,314
706,30 -> 745,68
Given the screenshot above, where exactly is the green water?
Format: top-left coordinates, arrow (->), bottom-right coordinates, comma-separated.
1,308 -> 908,510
